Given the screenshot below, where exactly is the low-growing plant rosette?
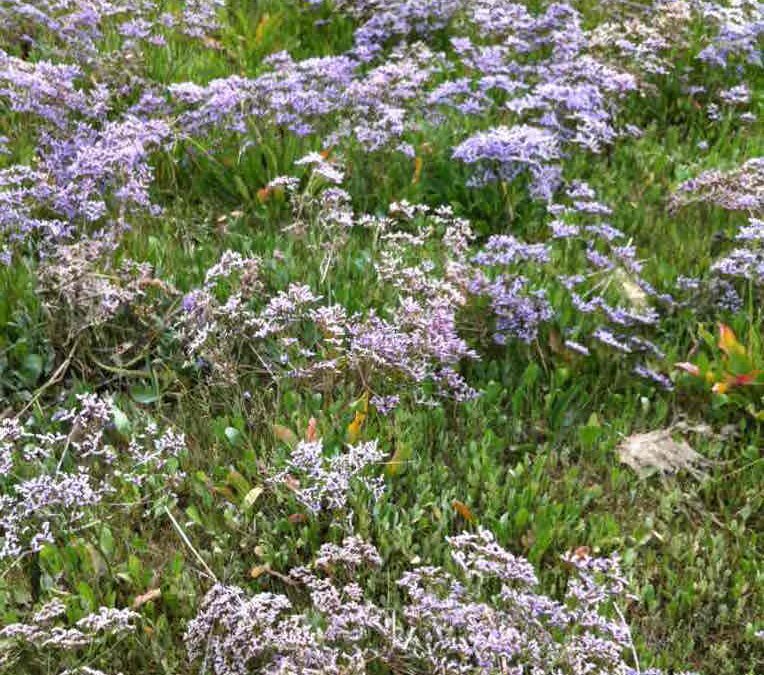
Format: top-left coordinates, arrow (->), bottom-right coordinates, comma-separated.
676,322 -> 764,418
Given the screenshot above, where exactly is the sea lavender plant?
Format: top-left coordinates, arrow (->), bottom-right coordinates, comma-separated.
38,234 -> 177,339
0,599 -> 139,672
271,438 -> 385,515
185,528 -> 697,675
0,394 -> 185,561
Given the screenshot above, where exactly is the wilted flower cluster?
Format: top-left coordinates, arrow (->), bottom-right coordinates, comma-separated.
38,234 -> 177,339
0,394 -> 185,560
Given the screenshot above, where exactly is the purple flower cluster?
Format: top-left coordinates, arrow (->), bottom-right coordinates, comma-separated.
177,197 -> 480,402
453,124 -> 562,193
673,157 -> 764,294
671,156 -> 764,213
186,527 -> 697,675
0,0 -> 224,62
0,394 -> 185,560
271,438 -> 385,514
0,599 -> 139,670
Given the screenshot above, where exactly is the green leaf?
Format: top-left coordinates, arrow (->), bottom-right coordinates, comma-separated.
242,486 -> 264,510
224,426 -> 243,447
112,406 -> 132,436
130,385 -> 159,404
21,353 -> 43,383
99,526 -> 115,559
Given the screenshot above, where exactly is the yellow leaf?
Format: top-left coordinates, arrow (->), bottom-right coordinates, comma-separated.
242,486 -> 264,510
451,500 -> 476,523
250,564 -> 270,579
347,410 -> 366,444
718,323 -> 746,357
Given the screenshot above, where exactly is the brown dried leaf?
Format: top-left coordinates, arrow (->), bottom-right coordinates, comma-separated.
617,429 -> 708,478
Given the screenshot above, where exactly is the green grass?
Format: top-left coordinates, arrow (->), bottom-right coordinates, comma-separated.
0,1 -> 762,673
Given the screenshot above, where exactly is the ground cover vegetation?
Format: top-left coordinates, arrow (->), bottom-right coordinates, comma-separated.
0,0 -> 762,673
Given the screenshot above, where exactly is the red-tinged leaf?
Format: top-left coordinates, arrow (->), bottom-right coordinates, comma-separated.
729,370 -> 760,388
283,474 -> 300,492
288,513 -> 307,524
305,417 -> 318,442
132,588 -> 161,609
451,500 -> 476,523
713,369 -> 760,394
573,546 -> 590,561
675,362 -> 701,377
273,424 -> 298,447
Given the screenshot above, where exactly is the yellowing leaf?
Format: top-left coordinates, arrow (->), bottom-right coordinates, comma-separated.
385,443 -> 412,477
213,485 -> 237,502
242,486 -> 264,510
451,500 -> 476,523
718,323 -> 746,357
226,469 -> 251,497
255,14 -> 270,46
412,156 -> 423,184
273,424 -> 298,448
